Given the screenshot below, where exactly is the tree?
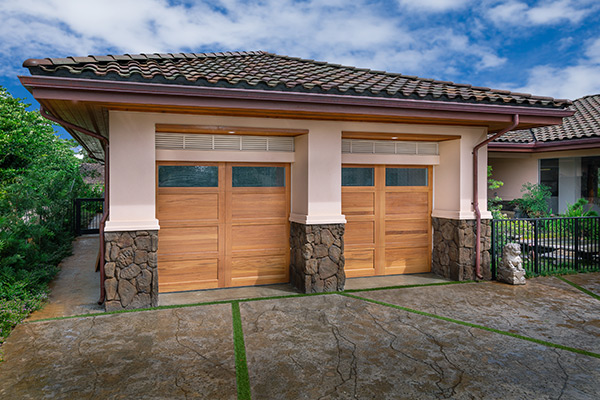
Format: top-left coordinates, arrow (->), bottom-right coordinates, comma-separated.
0,87 -> 100,348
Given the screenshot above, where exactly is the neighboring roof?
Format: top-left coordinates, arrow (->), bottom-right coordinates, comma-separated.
23,51 -> 571,109
496,94 -> 600,143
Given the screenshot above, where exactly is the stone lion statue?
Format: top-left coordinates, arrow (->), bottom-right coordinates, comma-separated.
498,243 -> 526,285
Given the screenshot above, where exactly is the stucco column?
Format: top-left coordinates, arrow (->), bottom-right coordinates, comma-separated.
104,111 -> 160,310
431,130 -> 492,280
105,111 -> 160,232
289,128 -> 346,293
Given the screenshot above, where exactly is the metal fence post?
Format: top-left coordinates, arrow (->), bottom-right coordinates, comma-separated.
574,218 -> 580,271
533,218 -> 539,275
491,219 -> 496,280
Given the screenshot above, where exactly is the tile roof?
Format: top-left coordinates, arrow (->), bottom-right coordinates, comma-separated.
23,51 -> 571,108
495,94 -> 600,143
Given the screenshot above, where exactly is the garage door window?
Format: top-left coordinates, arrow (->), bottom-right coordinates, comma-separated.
232,166 -> 285,187
158,165 -> 218,187
386,168 -> 428,186
342,167 -> 374,186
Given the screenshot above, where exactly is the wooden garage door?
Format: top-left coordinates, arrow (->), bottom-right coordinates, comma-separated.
342,165 -> 432,278
156,162 -> 290,292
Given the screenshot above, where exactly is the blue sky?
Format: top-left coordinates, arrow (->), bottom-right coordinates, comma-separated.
1,0 -> 599,139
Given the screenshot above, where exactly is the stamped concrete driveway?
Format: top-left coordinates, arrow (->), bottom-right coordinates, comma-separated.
1,274 -> 599,399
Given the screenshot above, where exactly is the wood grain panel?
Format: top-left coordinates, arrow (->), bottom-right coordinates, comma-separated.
344,220 -> 375,245
342,191 -> 375,215
158,227 -> 219,256
385,191 -> 429,216
385,247 -> 430,274
344,249 -> 375,277
158,258 -> 219,292
385,219 -> 429,246
231,224 -> 288,251
230,254 -> 288,286
231,192 -> 287,219
157,193 -> 219,222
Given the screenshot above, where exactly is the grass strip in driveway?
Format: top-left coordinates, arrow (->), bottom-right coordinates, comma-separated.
342,293 -> 600,359
556,276 -> 600,301
26,281 -> 474,324
231,301 -> 251,400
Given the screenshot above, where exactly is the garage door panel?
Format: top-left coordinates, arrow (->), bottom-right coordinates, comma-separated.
344,249 -> 375,277
231,224 -> 288,251
231,192 -> 287,220
158,258 -> 219,292
385,247 -> 430,274
385,192 -> 429,216
158,226 -> 219,255
342,191 -> 375,215
230,254 -> 288,283
158,193 -> 220,222
385,220 -> 429,246
345,220 -> 375,245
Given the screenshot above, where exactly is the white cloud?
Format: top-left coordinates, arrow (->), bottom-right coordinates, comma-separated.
487,0 -> 592,26
0,0 -> 505,82
396,0 -> 471,12
510,38 -> 600,99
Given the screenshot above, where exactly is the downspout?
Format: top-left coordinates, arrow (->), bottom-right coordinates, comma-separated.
40,106 -> 109,304
472,114 -> 519,279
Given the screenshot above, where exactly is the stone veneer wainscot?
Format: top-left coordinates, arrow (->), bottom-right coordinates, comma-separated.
290,222 -> 345,293
104,230 -> 159,311
432,217 -> 492,281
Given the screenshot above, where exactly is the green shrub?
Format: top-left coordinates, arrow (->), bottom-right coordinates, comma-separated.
562,198 -> 599,217
488,166 -> 506,219
512,182 -> 552,218
0,87 -> 100,352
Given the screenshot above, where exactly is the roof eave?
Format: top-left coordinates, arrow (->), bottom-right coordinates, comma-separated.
489,137 -> 600,153
19,75 -> 574,120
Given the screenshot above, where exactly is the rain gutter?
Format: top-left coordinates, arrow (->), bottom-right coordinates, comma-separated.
472,114 -> 519,279
40,106 -> 109,305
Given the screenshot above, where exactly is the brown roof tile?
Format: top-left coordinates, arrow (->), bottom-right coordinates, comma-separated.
495,94 -> 600,143
23,50 -> 571,108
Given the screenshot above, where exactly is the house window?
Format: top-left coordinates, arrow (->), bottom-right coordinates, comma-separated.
232,166 -> 285,187
385,167 -> 428,186
158,165 -> 218,187
540,159 -> 559,212
582,156 -> 600,208
342,167 -> 374,186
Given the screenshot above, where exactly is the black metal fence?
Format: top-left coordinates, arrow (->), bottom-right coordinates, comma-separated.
74,198 -> 104,235
491,216 -> 600,278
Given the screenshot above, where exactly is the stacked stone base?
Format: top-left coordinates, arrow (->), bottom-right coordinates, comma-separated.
290,222 -> 345,293
104,231 -> 159,311
432,218 -> 491,281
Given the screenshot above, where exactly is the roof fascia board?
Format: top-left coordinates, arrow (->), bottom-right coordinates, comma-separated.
19,75 -> 574,120
488,137 -> 600,153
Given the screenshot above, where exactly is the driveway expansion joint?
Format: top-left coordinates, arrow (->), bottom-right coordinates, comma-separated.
340,293 -> 600,360
556,276 -> 600,301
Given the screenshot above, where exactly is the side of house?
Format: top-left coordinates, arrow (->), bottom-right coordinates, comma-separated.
489,94 -> 600,214
20,51 -> 572,310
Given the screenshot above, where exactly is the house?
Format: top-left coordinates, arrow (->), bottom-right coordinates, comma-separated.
489,94 -> 600,214
19,51 -> 572,311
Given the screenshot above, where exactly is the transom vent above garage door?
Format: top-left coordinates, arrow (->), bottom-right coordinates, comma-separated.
155,133 -> 295,152
342,139 -> 438,155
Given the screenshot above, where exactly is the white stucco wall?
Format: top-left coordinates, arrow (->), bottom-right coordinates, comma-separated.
106,110 -> 492,231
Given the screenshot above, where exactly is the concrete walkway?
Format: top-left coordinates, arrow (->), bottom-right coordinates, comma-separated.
28,235 -> 104,321
5,239 -> 599,399
1,273 -> 599,399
